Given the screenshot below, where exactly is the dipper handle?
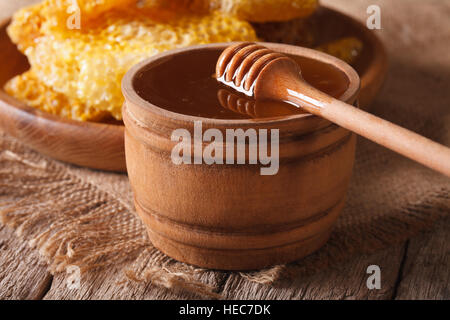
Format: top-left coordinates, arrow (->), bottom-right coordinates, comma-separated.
303,91 -> 450,177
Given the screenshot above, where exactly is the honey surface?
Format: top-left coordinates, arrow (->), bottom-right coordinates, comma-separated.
134,49 -> 349,119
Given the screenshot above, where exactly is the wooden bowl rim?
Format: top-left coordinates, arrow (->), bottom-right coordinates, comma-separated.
123,42 -> 361,126
0,89 -> 124,132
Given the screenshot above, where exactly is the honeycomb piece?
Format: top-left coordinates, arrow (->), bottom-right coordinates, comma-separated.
7,3 -> 46,52
7,0 -> 191,53
5,71 -> 110,121
140,0 -> 319,22
12,8 -> 258,120
57,0 -> 136,16
140,0 -> 209,13
315,37 -> 364,65
43,0 -> 137,28
212,0 -> 318,22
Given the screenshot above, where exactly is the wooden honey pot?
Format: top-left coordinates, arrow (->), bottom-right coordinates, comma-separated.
122,43 -> 360,270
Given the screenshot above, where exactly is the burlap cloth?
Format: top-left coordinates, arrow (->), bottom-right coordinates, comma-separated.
0,0 -> 449,298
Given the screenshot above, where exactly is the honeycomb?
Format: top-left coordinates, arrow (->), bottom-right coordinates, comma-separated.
6,3 -> 45,52
6,2 -> 259,121
210,0 -> 318,22
5,0 -> 361,122
141,0 -> 319,22
316,37 -> 363,65
55,0 -> 135,17
4,70 -> 109,121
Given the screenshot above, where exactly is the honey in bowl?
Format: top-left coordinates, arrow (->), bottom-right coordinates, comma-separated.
133,48 -> 349,119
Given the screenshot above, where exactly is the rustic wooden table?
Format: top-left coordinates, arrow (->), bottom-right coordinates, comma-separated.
0,0 -> 448,300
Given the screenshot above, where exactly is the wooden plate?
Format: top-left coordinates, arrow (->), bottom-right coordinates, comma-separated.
0,6 -> 387,172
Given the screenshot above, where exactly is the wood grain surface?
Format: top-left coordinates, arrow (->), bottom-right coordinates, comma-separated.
0,0 -> 448,300
0,225 -> 52,300
395,217 -> 450,299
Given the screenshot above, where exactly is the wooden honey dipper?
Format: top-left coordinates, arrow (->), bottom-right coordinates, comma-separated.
216,43 -> 450,177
